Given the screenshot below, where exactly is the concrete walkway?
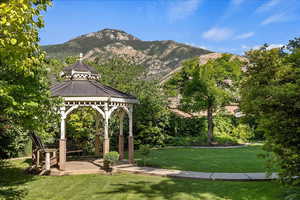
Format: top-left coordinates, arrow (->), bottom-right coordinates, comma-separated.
114,164 -> 278,181
165,144 -> 248,149
45,159 -> 277,181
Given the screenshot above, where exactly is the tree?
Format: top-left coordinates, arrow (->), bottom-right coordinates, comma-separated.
168,55 -> 243,144
65,56 -> 79,65
91,57 -> 145,93
132,80 -> 170,147
92,58 -> 170,147
287,37 -> 300,51
240,43 -> 300,185
0,0 -> 57,158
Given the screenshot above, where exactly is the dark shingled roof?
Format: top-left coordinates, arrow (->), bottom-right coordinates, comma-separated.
51,60 -> 137,100
63,61 -> 98,74
51,80 -> 136,99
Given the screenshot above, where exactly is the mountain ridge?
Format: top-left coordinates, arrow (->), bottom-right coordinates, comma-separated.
42,28 -> 212,80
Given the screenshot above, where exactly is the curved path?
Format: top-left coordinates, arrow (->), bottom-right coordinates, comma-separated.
165,144 -> 249,149
115,164 -> 278,181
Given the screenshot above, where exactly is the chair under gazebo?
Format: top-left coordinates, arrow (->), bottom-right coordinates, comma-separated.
47,55 -> 138,172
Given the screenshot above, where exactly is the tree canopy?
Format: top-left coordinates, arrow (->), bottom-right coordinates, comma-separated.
167,55 -> 244,143
241,41 -> 300,185
0,0 -> 58,158
92,58 -> 170,147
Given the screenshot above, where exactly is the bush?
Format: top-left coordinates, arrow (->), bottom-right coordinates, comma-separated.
0,121 -> 28,159
214,115 -> 254,143
284,188 -> 300,200
165,114 -> 254,146
139,144 -> 151,166
103,151 -> 119,165
167,115 -> 207,137
232,124 -> 254,142
214,135 -> 239,145
166,136 -> 207,146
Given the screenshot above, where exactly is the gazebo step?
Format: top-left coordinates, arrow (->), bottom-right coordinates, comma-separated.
64,169 -> 106,175
50,168 -> 107,176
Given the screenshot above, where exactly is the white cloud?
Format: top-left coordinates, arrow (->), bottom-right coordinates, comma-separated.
198,45 -> 208,49
168,0 -> 202,22
202,27 -> 234,41
235,32 -> 255,39
241,44 -> 283,50
256,0 -> 281,13
267,44 -> 284,49
261,12 -> 290,25
184,42 -> 208,49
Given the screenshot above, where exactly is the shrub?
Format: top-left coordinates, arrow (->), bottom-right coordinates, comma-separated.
0,121 -> 28,159
103,151 -> 119,165
166,136 -> 207,146
284,188 -> 300,200
232,124 -> 254,142
214,115 -> 254,143
215,134 -> 239,145
139,144 -> 151,166
168,115 -> 207,137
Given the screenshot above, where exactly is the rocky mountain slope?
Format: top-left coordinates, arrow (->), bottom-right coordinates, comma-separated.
43,29 -> 212,80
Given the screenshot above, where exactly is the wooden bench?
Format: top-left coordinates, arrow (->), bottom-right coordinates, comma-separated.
30,132 -> 58,171
30,132 -> 84,171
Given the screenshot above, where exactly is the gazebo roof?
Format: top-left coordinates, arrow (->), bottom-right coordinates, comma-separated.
51,80 -> 136,99
50,58 -> 137,101
62,61 -> 98,75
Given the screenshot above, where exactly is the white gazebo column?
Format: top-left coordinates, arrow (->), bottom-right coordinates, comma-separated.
128,105 -> 134,164
118,112 -> 125,160
45,151 -> 50,171
59,106 -> 67,170
95,113 -> 101,157
103,102 -> 110,155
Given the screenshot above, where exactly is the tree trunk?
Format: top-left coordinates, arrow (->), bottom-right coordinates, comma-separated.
207,105 -> 214,145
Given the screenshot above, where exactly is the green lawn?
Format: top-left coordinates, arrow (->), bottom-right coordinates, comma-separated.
134,145 -> 273,173
0,159 -> 286,200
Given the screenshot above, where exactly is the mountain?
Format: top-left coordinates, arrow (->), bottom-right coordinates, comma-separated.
42,29 -> 212,80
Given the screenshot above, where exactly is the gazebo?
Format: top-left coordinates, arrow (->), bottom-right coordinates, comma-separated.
50,55 -> 138,170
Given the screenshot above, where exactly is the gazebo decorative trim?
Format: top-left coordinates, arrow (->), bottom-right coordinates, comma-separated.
50,55 -> 138,171
62,97 -> 138,104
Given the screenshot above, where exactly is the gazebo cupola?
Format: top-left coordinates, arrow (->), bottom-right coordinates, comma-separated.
51,54 -> 138,171
61,54 -> 100,80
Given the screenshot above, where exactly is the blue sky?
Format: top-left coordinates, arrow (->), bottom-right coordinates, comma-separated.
40,0 -> 300,54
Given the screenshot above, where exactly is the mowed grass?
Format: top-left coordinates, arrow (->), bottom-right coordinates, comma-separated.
134,145 -> 272,173
0,159 -> 286,200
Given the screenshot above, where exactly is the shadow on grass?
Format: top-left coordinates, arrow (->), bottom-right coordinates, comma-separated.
97,177 -> 284,200
0,159 -> 35,200
97,180 -> 206,199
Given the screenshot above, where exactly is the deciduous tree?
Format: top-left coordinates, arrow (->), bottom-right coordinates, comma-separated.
168,55 -> 243,144
0,0 -> 57,158
241,43 -> 300,185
